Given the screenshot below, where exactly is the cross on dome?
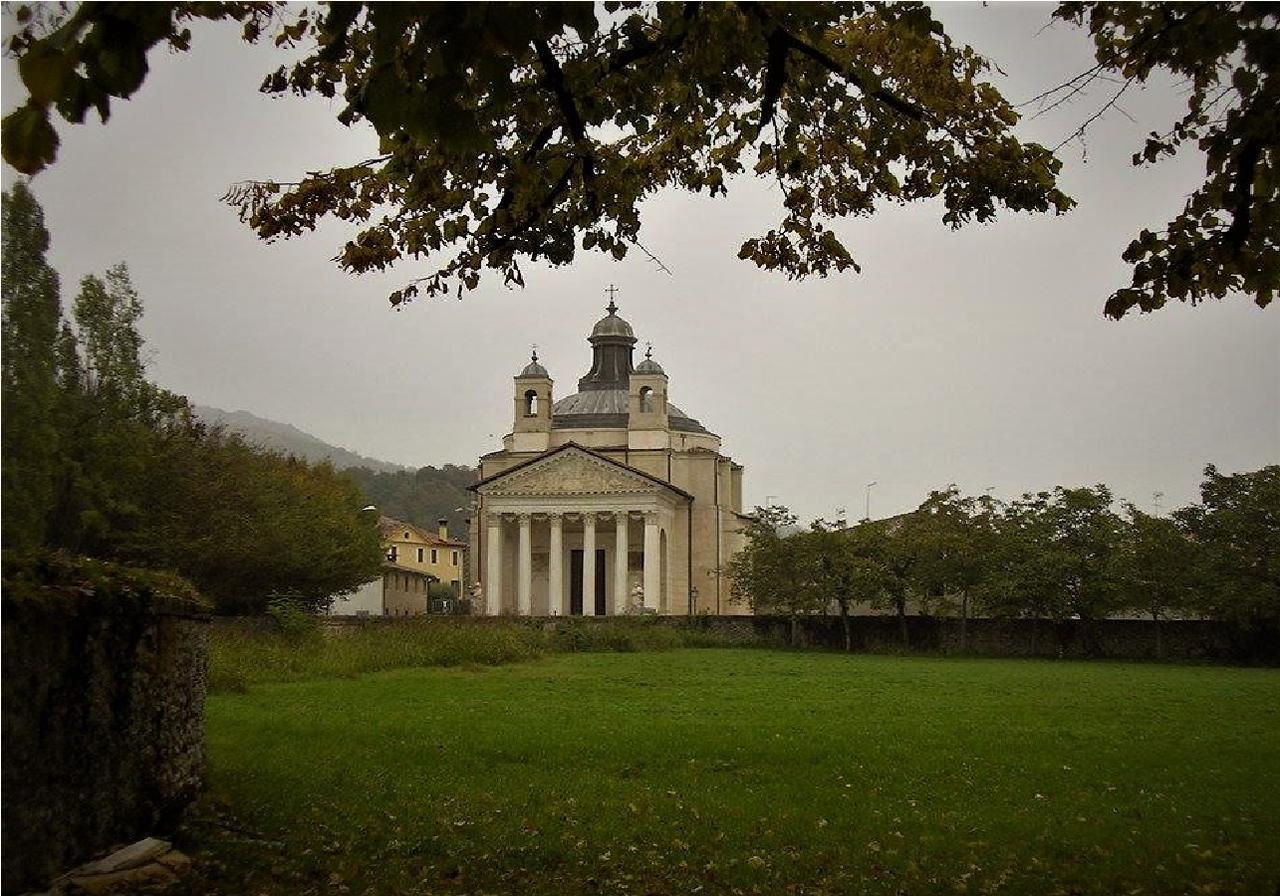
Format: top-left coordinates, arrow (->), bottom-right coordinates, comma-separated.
605,283 -> 620,315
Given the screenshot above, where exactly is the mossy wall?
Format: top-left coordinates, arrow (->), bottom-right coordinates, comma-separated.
1,554 -> 210,893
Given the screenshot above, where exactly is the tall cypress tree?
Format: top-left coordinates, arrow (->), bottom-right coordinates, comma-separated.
2,183 -> 62,550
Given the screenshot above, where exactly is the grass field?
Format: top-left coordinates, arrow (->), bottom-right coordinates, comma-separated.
182,649 -> 1280,896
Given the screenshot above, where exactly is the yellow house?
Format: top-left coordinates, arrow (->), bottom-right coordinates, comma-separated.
379,516 -> 467,593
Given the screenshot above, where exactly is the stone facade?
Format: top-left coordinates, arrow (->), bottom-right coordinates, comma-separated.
469,300 -> 749,615
1,564 -> 209,893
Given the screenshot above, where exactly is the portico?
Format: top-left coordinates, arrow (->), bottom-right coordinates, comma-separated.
473,444 -> 687,615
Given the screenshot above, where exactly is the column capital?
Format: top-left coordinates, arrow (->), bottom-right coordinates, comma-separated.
582,510 -> 597,523
516,511 -> 533,523
642,509 -> 661,522
546,511 -> 564,522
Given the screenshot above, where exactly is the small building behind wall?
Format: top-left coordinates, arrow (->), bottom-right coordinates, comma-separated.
326,563 -> 437,616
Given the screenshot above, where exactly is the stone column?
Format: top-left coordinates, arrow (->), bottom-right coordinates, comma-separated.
614,512 -> 629,615
517,513 -> 532,616
548,513 -> 564,616
582,512 -> 597,617
643,511 -> 660,612
486,515 -> 504,615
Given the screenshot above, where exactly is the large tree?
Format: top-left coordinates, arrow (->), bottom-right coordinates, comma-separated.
4,1 -> 1070,305
1052,3 -> 1279,318
1,182 -> 62,551
1175,464 -> 1280,628
902,487 -> 998,650
727,504 -> 822,642
5,3 -> 1274,317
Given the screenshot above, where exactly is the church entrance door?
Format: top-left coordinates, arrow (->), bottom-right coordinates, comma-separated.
568,549 -> 607,615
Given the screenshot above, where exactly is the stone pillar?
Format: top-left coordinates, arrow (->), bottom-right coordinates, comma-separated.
614,512 -> 629,615
548,513 -> 564,616
517,513 -> 532,616
643,511 -> 660,612
486,515 -> 504,615
582,512 -> 597,617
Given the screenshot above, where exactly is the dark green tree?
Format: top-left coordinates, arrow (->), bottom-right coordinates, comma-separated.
801,518 -> 895,651
1175,464 -> 1280,628
1114,504 -> 1201,657
904,487 -> 998,651
728,504 -> 821,643
1,182 -> 62,551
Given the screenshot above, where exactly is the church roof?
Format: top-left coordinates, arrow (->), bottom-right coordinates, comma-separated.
550,389 -> 708,433
469,442 -> 693,500
378,515 -> 467,548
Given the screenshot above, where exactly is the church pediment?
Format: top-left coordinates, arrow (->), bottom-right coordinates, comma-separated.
477,446 -> 675,498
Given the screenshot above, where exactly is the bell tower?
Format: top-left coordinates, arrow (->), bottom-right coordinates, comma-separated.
628,344 -> 669,445
513,349 -> 552,451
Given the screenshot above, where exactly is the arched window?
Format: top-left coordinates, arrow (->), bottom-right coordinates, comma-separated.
524,389 -> 538,416
639,386 -> 654,413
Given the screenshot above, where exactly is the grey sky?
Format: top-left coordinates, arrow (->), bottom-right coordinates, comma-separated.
3,3 -> 1277,524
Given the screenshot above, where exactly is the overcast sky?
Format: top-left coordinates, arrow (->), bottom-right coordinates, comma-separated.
3,3 -> 1277,523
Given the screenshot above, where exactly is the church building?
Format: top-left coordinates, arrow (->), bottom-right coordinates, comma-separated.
468,298 -> 748,616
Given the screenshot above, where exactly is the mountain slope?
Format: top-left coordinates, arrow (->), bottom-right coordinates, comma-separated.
193,404 -> 408,474
192,404 -> 476,540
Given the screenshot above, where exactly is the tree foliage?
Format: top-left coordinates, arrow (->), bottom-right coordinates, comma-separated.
0,182 -> 383,612
730,470 -> 1277,633
1052,2 -> 1280,318
344,463 -> 476,541
1,182 -> 61,551
1175,464 -> 1280,625
727,504 -> 820,620
4,1 -> 1069,305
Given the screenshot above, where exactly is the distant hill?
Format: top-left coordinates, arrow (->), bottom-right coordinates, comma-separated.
193,404 -> 408,474
192,404 -> 476,540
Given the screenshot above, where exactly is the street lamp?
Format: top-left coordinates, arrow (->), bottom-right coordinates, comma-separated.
864,481 -> 877,522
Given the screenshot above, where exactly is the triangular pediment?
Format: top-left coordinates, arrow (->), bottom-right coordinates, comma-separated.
478,446 -> 666,498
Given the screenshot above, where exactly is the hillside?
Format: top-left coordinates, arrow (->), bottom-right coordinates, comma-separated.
193,405 -> 476,539
193,405 -> 408,474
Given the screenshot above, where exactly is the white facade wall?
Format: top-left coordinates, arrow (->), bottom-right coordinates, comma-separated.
325,578 -> 384,616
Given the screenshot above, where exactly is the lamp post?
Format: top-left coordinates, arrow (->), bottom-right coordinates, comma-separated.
864,481 -> 877,522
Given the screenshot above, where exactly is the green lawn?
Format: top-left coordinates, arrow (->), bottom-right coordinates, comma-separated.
182,650 -> 1280,896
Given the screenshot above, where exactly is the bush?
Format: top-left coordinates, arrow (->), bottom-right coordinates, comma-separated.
265,598 -> 318,636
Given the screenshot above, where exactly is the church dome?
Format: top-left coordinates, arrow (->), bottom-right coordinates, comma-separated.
551,390 -> 708,433
635,346 -> 665,375
590,299 -> 636,342
517,350 -> 549,378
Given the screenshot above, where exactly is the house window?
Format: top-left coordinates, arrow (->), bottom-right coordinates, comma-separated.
388,546 -> 398,562
452,551 -> 459,565
417,547 -> 424,563
524,389 -> 538,416
404,531 -> 410,539
639,385 -> 653,412
431,548 -> 438,563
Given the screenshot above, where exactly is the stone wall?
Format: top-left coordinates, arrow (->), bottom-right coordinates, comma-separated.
684,614 -> 1274,663
2,556 -> 210,893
